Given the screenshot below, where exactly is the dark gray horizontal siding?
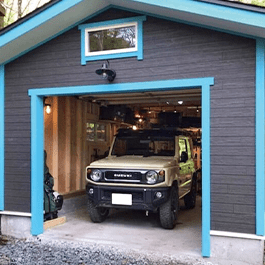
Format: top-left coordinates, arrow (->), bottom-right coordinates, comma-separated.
211,166 -> 255,176
4,203 -> 30,213
211,107 -> 255,118
212,174 -> 254,185
211,221 -> 255,234
211,137 -> 254,147
4,8 -> 256,234
211,146 -> 255,156
212,184 -> 255,195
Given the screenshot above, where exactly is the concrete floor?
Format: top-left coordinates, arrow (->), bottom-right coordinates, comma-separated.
40,194 -> 208,263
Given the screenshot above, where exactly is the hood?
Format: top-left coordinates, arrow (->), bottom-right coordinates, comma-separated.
89,155 -> 177,169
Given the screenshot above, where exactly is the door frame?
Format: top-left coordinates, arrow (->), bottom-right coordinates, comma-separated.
28,77 -> 214,256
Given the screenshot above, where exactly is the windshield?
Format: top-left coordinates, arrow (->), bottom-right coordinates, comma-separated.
111,135 -> 175,157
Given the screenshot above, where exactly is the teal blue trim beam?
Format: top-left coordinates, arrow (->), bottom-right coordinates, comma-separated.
131,0 -> 265,29
0,0 -> 84,48
28,77 -> 214,254
256,39 -> 265,236
28,77 -> 213,97
78,16 -> 146,64
0,65 -> 4,211
201,83 -> 211,257
30,95 -> 44,235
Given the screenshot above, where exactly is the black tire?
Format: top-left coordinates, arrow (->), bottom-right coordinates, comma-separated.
184,176 -> 197,209
159,186 -> 179,229
87,198 -> 109,223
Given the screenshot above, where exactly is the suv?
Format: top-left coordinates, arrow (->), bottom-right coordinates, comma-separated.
86,128 -> 197,229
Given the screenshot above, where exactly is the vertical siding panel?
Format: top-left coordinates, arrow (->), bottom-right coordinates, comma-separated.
44,98 -> 53,173
70,98 -> 77,192
52,97 -> 59,191
65,97 -> 71,193
76,99 -> 82,191
58,97 -> 66,193
81,101 -> 88,190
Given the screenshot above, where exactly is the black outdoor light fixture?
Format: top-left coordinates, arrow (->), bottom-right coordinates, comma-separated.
95,60 -> 116,82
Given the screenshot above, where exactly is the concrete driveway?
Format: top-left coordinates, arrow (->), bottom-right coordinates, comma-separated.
40,194 -> 204,260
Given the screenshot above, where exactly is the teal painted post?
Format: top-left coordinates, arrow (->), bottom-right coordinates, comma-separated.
256,38 -> 265,236
30,94 -> 44,235
0,65 -> 4,211
201,84 -> 211,257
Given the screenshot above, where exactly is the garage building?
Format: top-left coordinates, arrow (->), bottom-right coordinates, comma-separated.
0,0 -> 264,262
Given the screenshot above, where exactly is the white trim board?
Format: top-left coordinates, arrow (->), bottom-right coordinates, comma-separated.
0,211 -> 32,217
210,230 -> 265,241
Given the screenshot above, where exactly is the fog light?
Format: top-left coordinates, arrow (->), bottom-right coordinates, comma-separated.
89,188 -> 94,195
156,192 -> 162,199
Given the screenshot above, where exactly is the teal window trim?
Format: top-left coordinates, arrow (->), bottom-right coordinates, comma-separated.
256,38 -> 265,236
28,77 -> 214,255
0,65 -> 4,211
78,16 -> 146,65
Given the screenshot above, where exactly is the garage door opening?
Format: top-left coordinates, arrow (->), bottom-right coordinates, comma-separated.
29,77 -> 213,256
44,89 -> 202,253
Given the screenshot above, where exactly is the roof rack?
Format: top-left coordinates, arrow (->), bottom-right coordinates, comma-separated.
116,128 -> 190,138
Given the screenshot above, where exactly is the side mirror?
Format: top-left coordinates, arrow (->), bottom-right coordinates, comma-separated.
180,151 -> 188,163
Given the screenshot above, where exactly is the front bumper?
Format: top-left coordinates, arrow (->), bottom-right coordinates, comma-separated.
86,184 -> 171,211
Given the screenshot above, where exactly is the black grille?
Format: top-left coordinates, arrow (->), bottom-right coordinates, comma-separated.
105,171 -> 142,182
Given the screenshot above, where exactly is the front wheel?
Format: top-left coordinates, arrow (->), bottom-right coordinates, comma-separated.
87,198 -> 109,223
159,186 -> 179,229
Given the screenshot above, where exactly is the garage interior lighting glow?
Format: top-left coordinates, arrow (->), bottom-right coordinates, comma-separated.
45,104 -> 51,114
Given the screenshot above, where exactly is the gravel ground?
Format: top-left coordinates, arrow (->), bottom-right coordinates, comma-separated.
0,236 -> 215,265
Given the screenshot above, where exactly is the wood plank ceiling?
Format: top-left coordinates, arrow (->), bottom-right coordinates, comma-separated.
79,88 -> 201,113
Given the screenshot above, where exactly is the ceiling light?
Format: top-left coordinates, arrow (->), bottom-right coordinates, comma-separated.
44,97 -> 52,114
45,104 -> 51,114
178,100 -> 183,105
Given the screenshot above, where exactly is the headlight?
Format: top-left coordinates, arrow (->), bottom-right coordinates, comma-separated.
90,169 -> 102,182
146,171 -> 158,184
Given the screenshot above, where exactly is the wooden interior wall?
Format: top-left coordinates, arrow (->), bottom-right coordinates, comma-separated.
44,97 -> 112,195
44,96 -> 87,194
